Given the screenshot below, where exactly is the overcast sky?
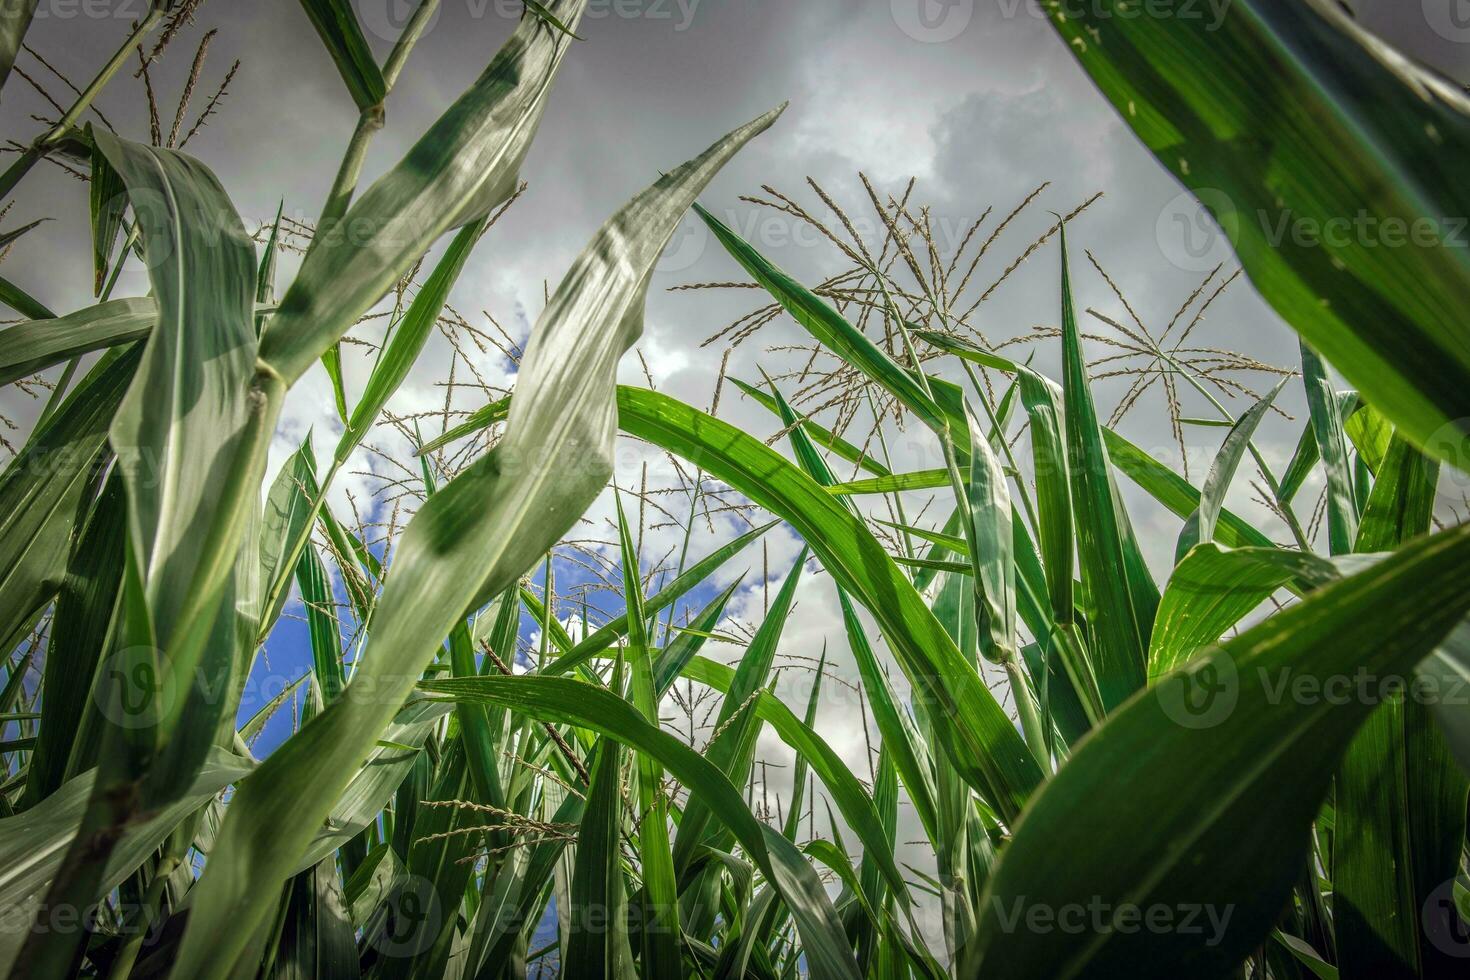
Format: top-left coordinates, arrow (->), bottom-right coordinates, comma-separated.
3,0 -> 1464,937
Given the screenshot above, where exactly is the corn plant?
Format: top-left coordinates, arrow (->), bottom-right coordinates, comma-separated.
2,1 -> 1470,978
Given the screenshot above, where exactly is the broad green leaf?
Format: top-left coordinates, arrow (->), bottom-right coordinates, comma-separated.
1148,544 -> 1342,681
259,1 -> 588,385
0,748 -> 251,976
1344,402 -> 1393,477
93,130 -> 265,766
296,0 -> 387,111
0,297 -> 152,386
174,107 -> 782,976
259,218 -> 489,635
1335,431 -> 1464,978
972,522 -> 1470,977
1050,0 -> 1470,468
0,348 -> 136,654
0,0 -> 37,97
615,385 -> 1042,823
19,475 -> 125,805
1057,225 -> 1153,709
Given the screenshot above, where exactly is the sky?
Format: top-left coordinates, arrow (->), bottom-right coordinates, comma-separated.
3,0 -> 1466,946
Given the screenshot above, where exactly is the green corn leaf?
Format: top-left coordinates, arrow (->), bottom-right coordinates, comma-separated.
1335,431 -> 1464,978
0,272 -> 52,321
19,475 -> 125,806
0,0 -> 37,98
826,469 -> 948,496
418,673 -> 864,980
673,550 -> 806,875
88,138 -> 125,295
729,378 -> 891,477
1177,379 -> 1286,560
838,590 -> 938,842
695,206 -> 944,433
339,218 -> 485,455
681,655 -> 913,922
1301,340 -> 1358,554
1148,544 -> 1343,681
615,385 -> 1042,824
0,297 -> 152,387
1050,0 -> 1470,469
1057,225 -> 1153,709
270,856 -> 358,980
173,107 -> 782,976
259,1 -> 588,386
565,737 -> 632,978
258,436 -> 319,634
379,742 -> 481,978
0,348 -> 135,656
295,544 -> 344,704
543,518 -> 775,678
963,401 -> 1016,664
1103,427 -> 1274,550
0,749 -> 251,976
92,131 -> 266,768
615,490 -> 681,980
295,0 -> 387,111
972,522 -> 1470,977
